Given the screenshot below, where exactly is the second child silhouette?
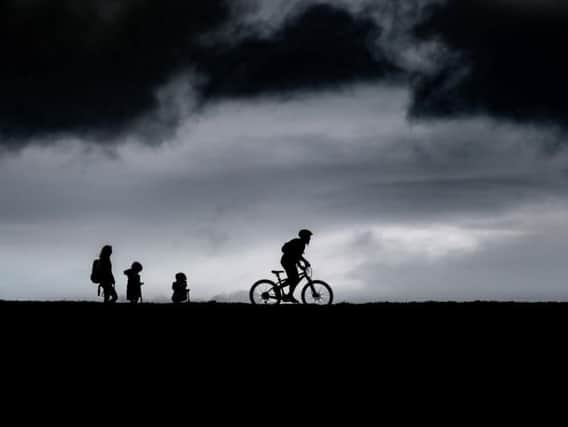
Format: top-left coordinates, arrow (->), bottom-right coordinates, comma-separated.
124,262 -> 144,304
172,272 -> 189,303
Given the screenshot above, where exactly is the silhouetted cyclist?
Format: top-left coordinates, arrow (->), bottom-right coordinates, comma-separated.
281,229 -> 312,303
98,245 -> 117,303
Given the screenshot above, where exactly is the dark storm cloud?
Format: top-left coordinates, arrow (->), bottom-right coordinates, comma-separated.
410,0 -> 568,126
0,0 -> 232,139
0,0 -> 396,144
4,0 -> 568,145
196,3 -> 397,99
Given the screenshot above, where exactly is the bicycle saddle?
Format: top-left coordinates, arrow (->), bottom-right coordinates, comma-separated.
272,270 -> 285,275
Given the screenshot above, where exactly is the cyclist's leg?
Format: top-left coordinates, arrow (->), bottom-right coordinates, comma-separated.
282,262 -> 299,298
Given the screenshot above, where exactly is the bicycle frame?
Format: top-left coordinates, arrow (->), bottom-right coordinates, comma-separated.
273,267 -> 313,292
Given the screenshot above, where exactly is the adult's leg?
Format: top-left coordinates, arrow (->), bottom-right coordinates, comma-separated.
102,282 -> 111,303
109,285 -> 118,303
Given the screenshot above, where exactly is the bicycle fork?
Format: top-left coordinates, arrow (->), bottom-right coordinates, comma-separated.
304,281 -> 320,299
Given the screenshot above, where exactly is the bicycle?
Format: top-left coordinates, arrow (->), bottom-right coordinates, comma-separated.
249,266 -> 333,305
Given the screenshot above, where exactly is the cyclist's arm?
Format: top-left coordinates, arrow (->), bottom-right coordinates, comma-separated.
299,256 -> 311,268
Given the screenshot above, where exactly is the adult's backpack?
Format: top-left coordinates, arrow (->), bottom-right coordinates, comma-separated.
90,259 -> 101,284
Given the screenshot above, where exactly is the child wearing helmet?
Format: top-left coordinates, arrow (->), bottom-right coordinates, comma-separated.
172,272 -> 190,303
124,262 -> 144,304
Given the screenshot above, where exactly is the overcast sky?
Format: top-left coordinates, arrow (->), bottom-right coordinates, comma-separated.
1,0 -> 568,302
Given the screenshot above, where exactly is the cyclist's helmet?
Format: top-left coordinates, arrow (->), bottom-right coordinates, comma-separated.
298,229 -> 313,239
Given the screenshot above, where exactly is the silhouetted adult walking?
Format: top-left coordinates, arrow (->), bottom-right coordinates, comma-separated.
98,245 -> 117,303
281,229 -> 312,303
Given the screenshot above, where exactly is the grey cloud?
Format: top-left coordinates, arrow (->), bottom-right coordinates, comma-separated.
3,86 -> 568,228
2,85 -> 568,301
347,219 -> 568,302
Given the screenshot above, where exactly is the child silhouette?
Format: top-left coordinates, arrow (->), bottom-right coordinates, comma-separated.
124,262 -> 144,304
172,272 -> 189,303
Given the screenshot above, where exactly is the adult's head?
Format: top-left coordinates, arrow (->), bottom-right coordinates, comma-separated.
298,229 -> 313,244
100,245 -> 112,258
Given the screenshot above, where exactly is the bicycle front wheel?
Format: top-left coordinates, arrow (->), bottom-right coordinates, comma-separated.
250,280 -> 281,305
301,280 -> 333,305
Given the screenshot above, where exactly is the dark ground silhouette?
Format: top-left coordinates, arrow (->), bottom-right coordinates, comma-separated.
2,300 -> 564,397
3,300 -> 568,342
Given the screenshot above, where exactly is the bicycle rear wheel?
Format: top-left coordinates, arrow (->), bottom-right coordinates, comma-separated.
250,280 -> 281,305
301,280 -> 333,305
